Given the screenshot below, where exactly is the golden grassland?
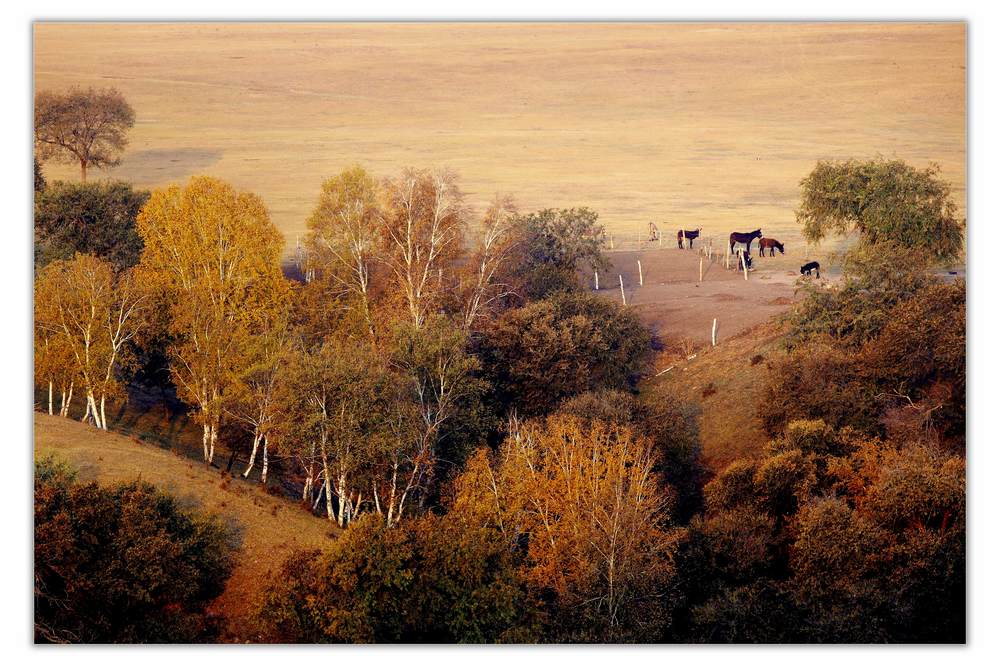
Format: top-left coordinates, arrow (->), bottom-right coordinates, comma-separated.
34,22 -> 966,254
34,412 -> 338,635
644,319 -> 789,471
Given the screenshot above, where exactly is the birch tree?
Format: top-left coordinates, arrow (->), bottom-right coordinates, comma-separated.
305,166 -> 383,340
225,308 -> 291,482
459,194 -> 520,331
382,315 -> 483,525
34,294 -> 78,417
136,176 -> 286,464
34,254 -> 147,429
274,340 -> 391,527
380,168 -> 468,329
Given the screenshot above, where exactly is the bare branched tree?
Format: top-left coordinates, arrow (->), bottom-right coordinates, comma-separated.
35,87 -> 135,182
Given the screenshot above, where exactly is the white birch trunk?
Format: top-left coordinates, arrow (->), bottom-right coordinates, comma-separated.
48,381 -> 53,415
243,430 -> 262,478
261,437 -> 269,484
99,394 -> 107,430
208,423 -> 217,465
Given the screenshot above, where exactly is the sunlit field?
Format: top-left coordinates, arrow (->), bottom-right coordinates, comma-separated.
34,22 -> 965,254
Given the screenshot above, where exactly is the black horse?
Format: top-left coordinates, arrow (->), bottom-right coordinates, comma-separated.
800,261 -> 820,278
729,229 -> 762,255
677,228 -> 701,249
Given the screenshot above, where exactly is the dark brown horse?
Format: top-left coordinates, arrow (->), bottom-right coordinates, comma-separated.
800,261 -> 820,278
729,229 -> 762,255
759,237 -> 784,256
677,228 -> 702,249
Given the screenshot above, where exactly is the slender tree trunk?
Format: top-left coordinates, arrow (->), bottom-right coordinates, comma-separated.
386,462 -> 398,527
80,159 -> 87,183
81,392 -> 92,423
261,437 -> 269,484
99,394 -> 107,430
48,381 -> 53,415
337,473 -> 347,528
243,430 -> 262,478
202,423 -> 211,462
208,422 -> 217,465
319,436 -> 335,521
372,480 -> 382,517
61,382 -> 74,418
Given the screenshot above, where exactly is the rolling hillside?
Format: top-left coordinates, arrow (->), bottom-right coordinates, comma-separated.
33,412 -> 338,639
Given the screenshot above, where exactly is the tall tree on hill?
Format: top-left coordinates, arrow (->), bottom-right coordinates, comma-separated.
380,168 -> 468,329
305,166 -> 383,340
136,176 -> 287,465
796,157 -> 965,262
458,194 -> 521,331
34,87 -> 135,182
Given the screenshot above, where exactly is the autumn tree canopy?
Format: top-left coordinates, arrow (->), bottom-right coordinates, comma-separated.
136,176 -> 288,464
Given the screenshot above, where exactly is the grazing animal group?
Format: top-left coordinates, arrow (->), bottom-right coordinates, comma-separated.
677,226 -> 819,278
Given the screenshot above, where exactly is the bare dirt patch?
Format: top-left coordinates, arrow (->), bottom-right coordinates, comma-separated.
597,247 -> 800,347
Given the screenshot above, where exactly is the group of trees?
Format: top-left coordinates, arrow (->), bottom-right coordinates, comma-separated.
33,109 -> 966,644
34,160 -> 643,532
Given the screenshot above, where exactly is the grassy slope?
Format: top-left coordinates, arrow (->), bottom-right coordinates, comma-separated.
642,320 -> 788,473
34,412 -> 338,639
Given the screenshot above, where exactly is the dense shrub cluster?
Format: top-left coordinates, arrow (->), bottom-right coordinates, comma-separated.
34,458 -> 237,643
673,421 -> 965,643
761,252 -> 965,450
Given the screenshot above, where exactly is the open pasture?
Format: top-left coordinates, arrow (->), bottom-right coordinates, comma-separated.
34,23 -> 966,255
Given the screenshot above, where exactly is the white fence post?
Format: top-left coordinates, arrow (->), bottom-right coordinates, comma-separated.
619,274 -> 626,306
637,260 -> 643,286
712,318 -> 718,346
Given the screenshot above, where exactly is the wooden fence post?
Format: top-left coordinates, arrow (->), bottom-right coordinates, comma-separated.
619,274 -> 626,306
610,234 -> 614,250
699,257 -> 704,282
712,318 -> 718,346
638,260 -> 643,286
594,271 -> 599,291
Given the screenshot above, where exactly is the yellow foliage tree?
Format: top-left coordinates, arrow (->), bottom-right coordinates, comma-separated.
452,414 -> 678,639
136,176 -> 287,464
34,254 -> 147,428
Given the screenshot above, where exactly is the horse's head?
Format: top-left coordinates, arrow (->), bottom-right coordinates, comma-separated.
752,229 -> 762,239
776,241 -> 785,254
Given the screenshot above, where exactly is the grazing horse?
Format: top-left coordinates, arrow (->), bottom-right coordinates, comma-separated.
729,229 -> 762,255
759,238 -> 785,257
800,261 -> 820,278
677,228 -> 702,249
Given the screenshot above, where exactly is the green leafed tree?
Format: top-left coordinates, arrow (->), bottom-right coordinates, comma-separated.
511,207 -> 610,298
796,157 -> 964,262
34,180 -> 149,272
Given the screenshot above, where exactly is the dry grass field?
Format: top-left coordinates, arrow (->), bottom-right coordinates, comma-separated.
34,23 -> 966,255
34,412 -> 338,638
